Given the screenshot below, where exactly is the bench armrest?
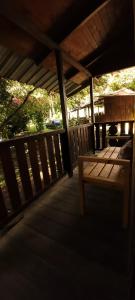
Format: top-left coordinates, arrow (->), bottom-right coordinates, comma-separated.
78,155 -> 130,167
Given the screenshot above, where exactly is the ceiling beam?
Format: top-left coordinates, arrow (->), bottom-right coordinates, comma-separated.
0,4 -> 91,77
133,0 -> 135,50
67,80 -> 90,98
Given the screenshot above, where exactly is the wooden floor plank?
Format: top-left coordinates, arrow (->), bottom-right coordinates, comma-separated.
0,167 -> 129,300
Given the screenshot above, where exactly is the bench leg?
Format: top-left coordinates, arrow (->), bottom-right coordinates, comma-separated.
123,185 -> 129,228
80,181 -> 85,216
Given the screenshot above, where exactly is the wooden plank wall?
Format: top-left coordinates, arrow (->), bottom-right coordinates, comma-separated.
128,122 -> 135,300
95,96 -> 135,123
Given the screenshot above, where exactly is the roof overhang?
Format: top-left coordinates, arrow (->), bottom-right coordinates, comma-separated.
0,0 -> 134,96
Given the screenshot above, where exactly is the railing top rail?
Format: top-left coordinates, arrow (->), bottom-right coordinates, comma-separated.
69,123 -> 93,131
94,120 -> 134,125
0,129 -> 65,146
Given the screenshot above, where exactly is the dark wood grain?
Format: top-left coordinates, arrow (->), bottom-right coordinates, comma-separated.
0,187 -> 8,224
46,135 -> 57,181
38,137 -> 50,188
102,123 -> 106,149
120,122 -> 125,135
95,123 -> 100,150
129,122 -> 133,136
15,142 -> 33,202
53,134 -> 63,176
74,129 -> 79,159
0,144 -> 21,210
27,139 -> 42,194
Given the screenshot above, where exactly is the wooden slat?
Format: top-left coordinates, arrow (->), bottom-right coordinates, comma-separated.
27,140 -> 42,194
99,164 -> 114,178
83,127 -> 87,153
0,187 -> 8,223
80,128 -> 84,154
74,129 -> 79,159
78,128 -> 83,155
53,134 -> 63,176
15,142 -> 33,202
0,145 -> 21,210
85,127 -> 89,152
109,165 -> 122,181
97,147 -> 113,157
90,163 -> 105,177
46,135 -> 57,181
68,130 -> 74,164
129,122 -> 133,136
102,123 -> 106,148
38,137 -> 50,188
95,124 -> 100,149
103,147 -> 116,158
120,122 -> 125,135
84,162 -> 97,176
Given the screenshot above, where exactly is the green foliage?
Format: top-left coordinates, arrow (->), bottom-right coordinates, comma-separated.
0,78 -> 61,138
0,66 -> 134,138
68,67 -> 135,111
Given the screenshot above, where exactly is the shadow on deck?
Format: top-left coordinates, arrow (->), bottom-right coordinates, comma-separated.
0,168 -> 129,300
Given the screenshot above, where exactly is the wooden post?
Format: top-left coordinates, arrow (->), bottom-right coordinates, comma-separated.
128,122 -> 135,300
55,49 -> 73,177
102,123 -> 106,149
128,7 -> 135,299
95,123 -> 100,150
120,122 -> 125,135
90,77 -> 94,123
90,77 -> 95,152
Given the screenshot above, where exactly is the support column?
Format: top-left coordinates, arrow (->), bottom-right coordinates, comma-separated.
90,77 -> 94,123
55,49 -> 73,177
90,77 -> 95,152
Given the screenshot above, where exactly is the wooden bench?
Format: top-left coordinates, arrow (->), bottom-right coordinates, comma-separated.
78,147 -> 131,227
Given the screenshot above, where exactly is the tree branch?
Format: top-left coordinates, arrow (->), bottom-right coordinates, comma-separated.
0,87 -> 36,131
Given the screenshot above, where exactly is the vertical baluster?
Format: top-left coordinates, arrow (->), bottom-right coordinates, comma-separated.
15,141 -> 33,202
102,123 -> 106,149
95,123 -> 100,150
0,144 -> 21,210
120,122 -> 125,135
129,122 -> 133,136
0,187 -> 8,225
46,135 -> 57,182
53,134 -> 63,177
27,139 -> 42,194
74,129 -> 79,160
38,136 -> 50,188
68,129 -> 74,165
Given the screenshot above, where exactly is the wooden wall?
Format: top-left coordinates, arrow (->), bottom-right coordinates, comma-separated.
95,95 -> 135,122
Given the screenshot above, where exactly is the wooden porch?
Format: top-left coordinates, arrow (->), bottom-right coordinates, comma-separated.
0,167 -> 129,300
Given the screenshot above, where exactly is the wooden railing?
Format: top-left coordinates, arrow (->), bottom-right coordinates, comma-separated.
69,123 -> 94,166
0,123 -> 94,227
94,121 -> 134,150
0,129 -> 66,227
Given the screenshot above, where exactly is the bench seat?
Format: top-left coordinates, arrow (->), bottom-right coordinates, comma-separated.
78,147 -> 130,227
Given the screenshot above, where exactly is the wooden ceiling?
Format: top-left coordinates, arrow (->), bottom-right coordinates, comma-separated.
0,0 -> 134,96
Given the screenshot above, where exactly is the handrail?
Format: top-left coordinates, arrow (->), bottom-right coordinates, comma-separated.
94,120 -> 134,125
0,129 -> 65,146
69,123 -> 93,130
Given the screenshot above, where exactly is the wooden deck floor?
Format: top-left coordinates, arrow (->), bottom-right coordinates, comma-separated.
0,168 -> 129,300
